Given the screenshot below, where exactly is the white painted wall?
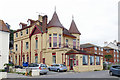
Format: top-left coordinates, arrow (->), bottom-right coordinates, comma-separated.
0,31 -> 9,69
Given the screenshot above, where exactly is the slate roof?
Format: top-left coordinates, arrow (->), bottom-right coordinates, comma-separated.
80,43 -> 99,48
69,20 -> 81,35
103,46 -> 114,50
63,28 -> 76,38
47,11 -> 64,28
0,20 -> 10,32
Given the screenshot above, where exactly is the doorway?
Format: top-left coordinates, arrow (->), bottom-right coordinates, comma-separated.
70,59 -> 73,70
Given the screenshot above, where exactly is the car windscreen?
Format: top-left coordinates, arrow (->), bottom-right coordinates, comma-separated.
60,64 -> 66,67
40,64 -> 47,67
112,66 -> 120,69
29,64 -> 39,67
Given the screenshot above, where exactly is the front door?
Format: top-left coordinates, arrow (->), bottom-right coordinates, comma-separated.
70,59 -> 73,70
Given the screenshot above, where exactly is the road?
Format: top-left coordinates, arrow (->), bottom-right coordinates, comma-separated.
5,70 -> 120,78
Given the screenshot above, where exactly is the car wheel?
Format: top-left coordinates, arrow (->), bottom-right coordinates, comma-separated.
44,72 -> 47,74
109,71 -> 113,76
64,70 -> 67,72
48,68 -> 51,71
57,69 -> 60,72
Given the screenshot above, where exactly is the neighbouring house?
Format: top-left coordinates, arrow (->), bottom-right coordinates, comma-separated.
0,20 -> 10,69
80,43 -> 104,55
103,41 -> 120,63
103,46 -> 120,63
9,11 -> 103,72
80,43 -> 120,63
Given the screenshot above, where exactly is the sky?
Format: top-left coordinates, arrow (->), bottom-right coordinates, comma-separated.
0,0 -> 119,46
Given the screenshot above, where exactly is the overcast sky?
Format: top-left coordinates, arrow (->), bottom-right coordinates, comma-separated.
0,0 -> 119,46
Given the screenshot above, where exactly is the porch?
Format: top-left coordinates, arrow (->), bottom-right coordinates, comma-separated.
65,49 -> 103,72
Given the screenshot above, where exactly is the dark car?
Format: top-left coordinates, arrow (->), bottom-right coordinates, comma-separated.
23,62 -> 28,67
15,65 -> 23,69
109,65 -> 120,76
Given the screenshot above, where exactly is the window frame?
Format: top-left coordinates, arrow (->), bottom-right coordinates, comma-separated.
82,55 -> 88,65
26,42 -> 29,49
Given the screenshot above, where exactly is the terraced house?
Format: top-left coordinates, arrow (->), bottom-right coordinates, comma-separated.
10,11 -> 103,72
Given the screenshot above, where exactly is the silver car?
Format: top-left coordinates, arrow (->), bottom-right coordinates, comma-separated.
27,63 -> 48,74
48,64 -> 67,72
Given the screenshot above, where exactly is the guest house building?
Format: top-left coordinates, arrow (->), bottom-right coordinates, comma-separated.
9,11 -> 103,72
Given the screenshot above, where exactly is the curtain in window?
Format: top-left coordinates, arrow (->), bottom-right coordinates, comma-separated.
90,56 -> 94,65
49,35 -> 51,47
96,56 -> 100,65
83,55 -> 88,65
73,39 -> 76,49
53,34 -> 57,47
59,34 -> 61,48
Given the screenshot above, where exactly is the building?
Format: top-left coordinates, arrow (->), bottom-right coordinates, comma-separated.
103,41 -> 120,63
0,20 -> 10,69
80,43 -> 104,55
103,46 -> 120,63
80,43 -> 120,63
10,11 -> 103,72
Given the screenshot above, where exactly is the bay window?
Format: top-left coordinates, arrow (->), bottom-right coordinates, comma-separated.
53,34 -> 57,47
77,39 -> 79,49
83,55 -> 88,65
73,39 -> 76,49
96,56 -> 100,65
66,39 -> 68,47
90,56 -> 94,65
49,34 -> 52,48
59,34 -> 61,48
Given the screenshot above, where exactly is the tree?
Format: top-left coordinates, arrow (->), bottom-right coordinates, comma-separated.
104,55 -> 112,63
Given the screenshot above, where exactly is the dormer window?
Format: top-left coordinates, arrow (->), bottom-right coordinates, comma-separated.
20,24 -> 22,28
26,29 -> 28,34
20,31 -> 23,36
27,20 -> 31,26
16,33 -> 18,37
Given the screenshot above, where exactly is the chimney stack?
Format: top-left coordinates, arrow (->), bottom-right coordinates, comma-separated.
104,41 -> 108,46
38,15 -> 43,22
42,15 -> 48,32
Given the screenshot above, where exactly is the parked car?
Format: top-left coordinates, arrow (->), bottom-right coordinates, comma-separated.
23,62 -> 28,67
15,65 -> 23,69
27,63 -> 48,74
48,64 -> 67,72
109,65 -> 120,76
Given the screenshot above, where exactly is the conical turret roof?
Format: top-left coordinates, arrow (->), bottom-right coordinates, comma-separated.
69,19 -> 81,35
47,11 -> 64,28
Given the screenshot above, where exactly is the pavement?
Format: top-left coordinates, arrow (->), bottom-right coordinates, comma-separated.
4,70 -> 120,79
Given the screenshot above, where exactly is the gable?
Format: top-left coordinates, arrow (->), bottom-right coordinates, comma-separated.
29,25 -> 41,38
